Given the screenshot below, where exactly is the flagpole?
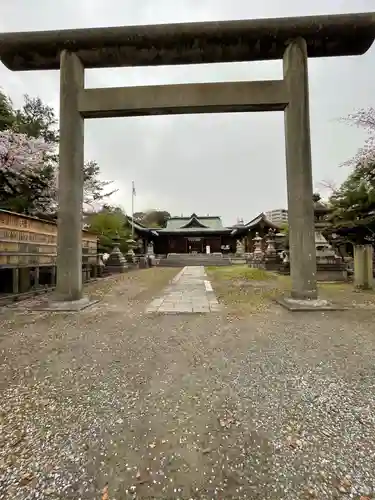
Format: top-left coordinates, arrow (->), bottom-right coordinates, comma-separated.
131,181 -> 135,239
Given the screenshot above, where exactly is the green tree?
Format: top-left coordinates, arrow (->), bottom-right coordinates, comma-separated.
0,90 -> 15,131
279,222 -> 289,249
329,162 -> 375,241
83,160 -> 117,208
85,206 -> 130,252
133,209 -> 170,227
14,94 -> 59,144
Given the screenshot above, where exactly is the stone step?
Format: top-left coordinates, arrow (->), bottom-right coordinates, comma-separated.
157,257 -> 231,267
167,253 -> 225,259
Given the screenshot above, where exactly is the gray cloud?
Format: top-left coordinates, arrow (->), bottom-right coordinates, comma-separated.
1,0 -> 374,224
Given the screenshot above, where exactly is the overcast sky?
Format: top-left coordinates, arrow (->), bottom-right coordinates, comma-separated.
1,0 -> 374,225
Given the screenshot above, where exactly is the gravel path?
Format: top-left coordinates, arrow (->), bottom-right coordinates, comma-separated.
1,270 -> 375,499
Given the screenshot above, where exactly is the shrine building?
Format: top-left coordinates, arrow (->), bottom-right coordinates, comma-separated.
130,212 -> 280,255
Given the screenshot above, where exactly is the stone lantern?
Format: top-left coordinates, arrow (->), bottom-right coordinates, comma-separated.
125,238 -> 137,264
275,231 -> 287,251
96,236 -> 105,277
313,194 -> 346,281
264,228 -> 279,270
313,194 -> 337,260
236,238 -> 245,256
105,232 -> 128,273
313,194 -> 332,233
147,240 -> 155,256
265,228 -> 277,257
251,232 -> 264,266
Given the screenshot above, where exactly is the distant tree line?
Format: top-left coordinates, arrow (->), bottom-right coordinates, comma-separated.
133,210 -> 171,228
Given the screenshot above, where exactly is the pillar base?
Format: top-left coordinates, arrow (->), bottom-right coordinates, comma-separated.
276,296 -> 347,312
33,296 -> 99,312
291,289 -> 318,300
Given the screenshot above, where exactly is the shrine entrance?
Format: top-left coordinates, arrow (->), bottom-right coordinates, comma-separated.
188,238 -> 203,254
0,13 -> 373,305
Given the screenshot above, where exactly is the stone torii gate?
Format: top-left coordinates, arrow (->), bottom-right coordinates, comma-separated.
0,13 -> 374,309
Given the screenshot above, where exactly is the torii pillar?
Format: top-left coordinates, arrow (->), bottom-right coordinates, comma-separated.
55,50 -> 85,303
283,38 -> 317,300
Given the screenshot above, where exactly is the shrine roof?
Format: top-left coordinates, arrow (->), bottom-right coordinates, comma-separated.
314,200 -> 332,213
230,213 -> 281,232
0,12 -> 374,71
126,215 -> 159,235
157,214 -> 231,233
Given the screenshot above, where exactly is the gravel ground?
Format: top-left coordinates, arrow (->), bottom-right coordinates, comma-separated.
1,269 -> 375,499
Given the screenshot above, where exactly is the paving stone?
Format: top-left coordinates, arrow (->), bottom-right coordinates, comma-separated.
146,306 -> 158,313
149,298 -> 164,307
210,304 -> 221,312
146,266 -> 220,315
179,301 -> 193,307
175,306 -> 193,313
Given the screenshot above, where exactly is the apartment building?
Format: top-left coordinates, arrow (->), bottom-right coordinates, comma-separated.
265,208 -> 288,225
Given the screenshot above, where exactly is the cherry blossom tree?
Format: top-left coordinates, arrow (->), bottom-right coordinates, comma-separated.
0,130 -> 56,213
340,108 -> 375,170
0,129 -> 53,175
316,179 -> 338,196
338,108 -> 375,194
0,92 -> 117,215
326,108 -> 375,242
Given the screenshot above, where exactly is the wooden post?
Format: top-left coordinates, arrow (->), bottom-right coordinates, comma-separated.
19,268 -> 31,293
51,266 -> 56,286
12,268 -> 19,294
34,267 -> 40,288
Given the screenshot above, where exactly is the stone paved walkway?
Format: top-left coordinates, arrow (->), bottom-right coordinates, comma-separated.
146,265 -> 220,313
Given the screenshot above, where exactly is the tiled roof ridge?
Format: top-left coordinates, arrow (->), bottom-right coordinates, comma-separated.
169,215 -> 221,220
